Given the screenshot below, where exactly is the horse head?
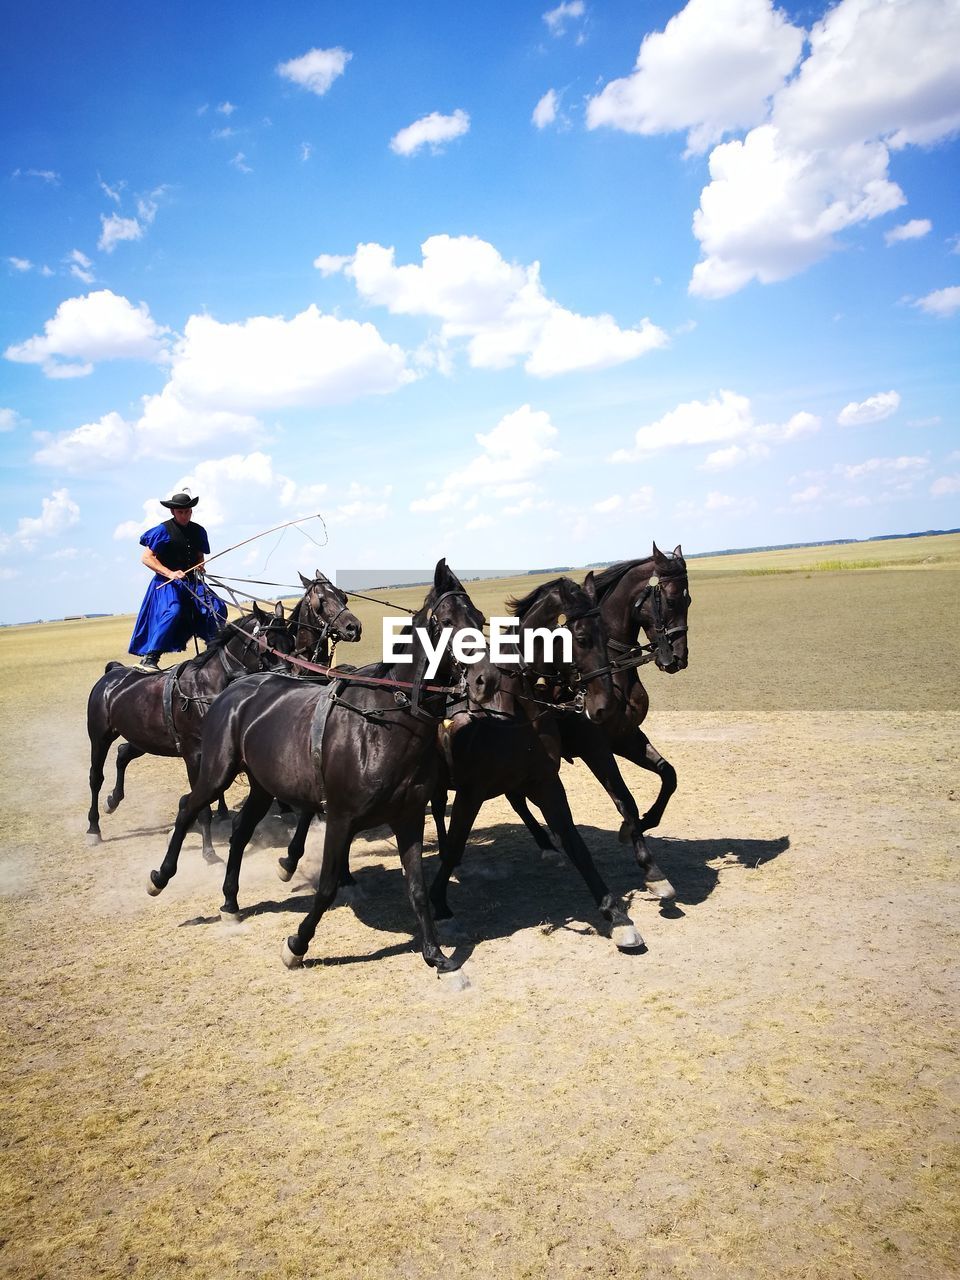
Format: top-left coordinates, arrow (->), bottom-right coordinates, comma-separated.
296,570 -> 362,658
418,558 -> 498,710
643,543 -> 690,673
508,574 -> 615,724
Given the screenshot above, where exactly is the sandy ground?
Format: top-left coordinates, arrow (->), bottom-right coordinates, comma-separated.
1,575 -> 959,1278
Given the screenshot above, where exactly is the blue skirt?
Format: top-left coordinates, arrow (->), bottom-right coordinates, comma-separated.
128,576 -> 227,655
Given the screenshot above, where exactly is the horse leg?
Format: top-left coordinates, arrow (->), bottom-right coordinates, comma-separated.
106,742 -> 143,813
215,792 -> 230,821
577,737 -> 675,901
394,815 -> 458,973
148,749 -> 239,897
527,775 -> 645,952
86,725 -> 118,845
430,786 -> 448,857
220,780 -> 275,921
277,811 -> 314,882
281,815 -> 353,968
184,752 -> 220,866
429,791 -> 483,920
506,789 -> 559,855
619,732 -> 678,833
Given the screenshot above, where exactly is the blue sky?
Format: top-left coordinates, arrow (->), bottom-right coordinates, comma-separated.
2,0 -> 958,623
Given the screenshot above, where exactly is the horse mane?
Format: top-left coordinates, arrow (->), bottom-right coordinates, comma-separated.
592,558 -> 653,597
506,577 -> 569,618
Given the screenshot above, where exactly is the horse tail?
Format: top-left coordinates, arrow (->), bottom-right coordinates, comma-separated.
104,660 -> 125,674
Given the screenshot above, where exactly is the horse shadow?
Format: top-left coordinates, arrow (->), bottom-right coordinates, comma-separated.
219,822 -> 790,961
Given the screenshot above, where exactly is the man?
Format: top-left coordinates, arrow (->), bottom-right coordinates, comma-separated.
128,491 -> 227,670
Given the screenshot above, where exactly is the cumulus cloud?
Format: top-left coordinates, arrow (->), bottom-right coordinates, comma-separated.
914,285 -> 960,317
884,218 -> 932,245
34,303 -> 413,468
9,489 -> 80,551
390,109 -> 470,157
790,484 -> 824,504
689,126 -> 905,297
411,405 -> 559,513
4,290 -> 169,378
931,474 -> 960,495
837,390 -> 901,426
533,90 -> 559,130
0,408 -> 21,432
685,0 -> 960,296
9,257 -> 31,272
277,47 -> 351,96
839,454 -> 927,480
325,233 -> 666,376
611,390 -> 818,462
587,0 -> 803,154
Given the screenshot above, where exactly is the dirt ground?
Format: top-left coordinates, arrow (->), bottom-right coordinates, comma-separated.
1,548 -> 958,1279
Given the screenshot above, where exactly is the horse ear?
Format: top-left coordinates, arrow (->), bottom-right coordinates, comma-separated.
434,557 -> 448,589
273,601 -> 284,619
653,541 -> 666,562
673,544 -> 682,558
299,572 -> 311,588
583,571 -> 598,603
252,601 -> 266,622
314,569 -> 324,582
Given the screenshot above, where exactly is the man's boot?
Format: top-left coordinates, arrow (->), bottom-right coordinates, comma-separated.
138,652 -> 161,671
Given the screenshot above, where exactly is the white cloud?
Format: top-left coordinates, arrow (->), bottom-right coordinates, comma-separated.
533,90 -> 559,130
914,285 -> 960,317
13,168 -> 59,185
840,454 -> 927,480
9,257 -> 31,272
771,0 -> 960,152
231,152 -> 253,174
885,218 -> 932,245
67,249 -> 95,284
33,301 -> 413,469
277,47 -> 351,96
790,484 -> 824,504
543,1 -> 585,37
33,411 -> 134,470
217,101 -> 237,116
689,126 -> 904,297
98,176 -> 124,204
411,405 -> 559,513
4,290 -> 169,378
301,142 -> 312,162
587,0 -> 803,154
931,474 -> 960,496
390,109 -> 470,157
335,233 -> 666,376
685,0 -> 960,297
837,390 -> 900,426
313,253 -> 351,276
99,213 -> 143,253
0,408 -> 21,432
13,489 -> 80,549
593,494 -> 622,513
612,389 -> 816,461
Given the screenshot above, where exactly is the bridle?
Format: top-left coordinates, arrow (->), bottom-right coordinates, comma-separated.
295,581 -> 356,663
600,573 -> 690,676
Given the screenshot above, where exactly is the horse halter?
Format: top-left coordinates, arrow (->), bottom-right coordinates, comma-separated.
297,582 -> 353,662
631,575 -> 689,668
405,588 -> 479,721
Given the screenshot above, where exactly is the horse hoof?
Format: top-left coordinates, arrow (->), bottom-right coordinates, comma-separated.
86,832 -> 102,847
202,850 -> 223,866
650,878 -> 676,902
146,872 -> 164,897
440,968 -> 471,993
612,924 -> 645,951
220,909 -> 243,924
276,860 -> 294,883
105,797 -> 119,814
281,938 -> 303,969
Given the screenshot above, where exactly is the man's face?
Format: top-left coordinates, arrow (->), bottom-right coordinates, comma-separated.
172,506 -> 192,525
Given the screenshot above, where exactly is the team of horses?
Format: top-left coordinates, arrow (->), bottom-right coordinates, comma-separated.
86,549 -> 690,977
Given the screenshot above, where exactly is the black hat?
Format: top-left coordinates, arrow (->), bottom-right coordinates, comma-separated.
160,492 -> 199,509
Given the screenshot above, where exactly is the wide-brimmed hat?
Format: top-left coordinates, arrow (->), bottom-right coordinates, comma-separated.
160,492 -> 199,509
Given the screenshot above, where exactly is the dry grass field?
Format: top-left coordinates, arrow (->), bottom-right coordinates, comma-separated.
1,533 -> 958,1279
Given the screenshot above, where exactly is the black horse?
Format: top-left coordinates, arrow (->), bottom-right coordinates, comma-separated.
146,560 -> 496,975
506,543 -> 690,900
427,574 -> 648,951
289,569 -> 361,663
85,573 -> 361,858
